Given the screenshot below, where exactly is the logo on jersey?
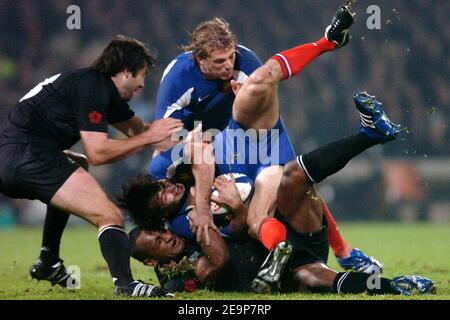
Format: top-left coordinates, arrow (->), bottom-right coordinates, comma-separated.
88,111 -> 103,124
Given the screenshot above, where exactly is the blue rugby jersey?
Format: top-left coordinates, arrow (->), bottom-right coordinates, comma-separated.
154,45 -> 262,131
150,117 -> 296,241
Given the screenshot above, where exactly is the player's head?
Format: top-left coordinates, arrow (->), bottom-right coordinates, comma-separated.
117,175 -> 186,229
182,18 -> 237,80
129,227 -> 186,265
91,35 -> 156,101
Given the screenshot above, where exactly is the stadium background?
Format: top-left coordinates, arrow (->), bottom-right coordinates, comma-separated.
0,0 -> 448,226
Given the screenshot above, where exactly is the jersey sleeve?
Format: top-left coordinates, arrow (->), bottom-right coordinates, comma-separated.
149,144 -> 187,179
70,73 -> 110,132
107,99 -> 135,125
167,212 -> 195,240
154,58 -> 196,121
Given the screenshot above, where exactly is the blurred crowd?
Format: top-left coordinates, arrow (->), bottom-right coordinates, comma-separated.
0,0 -> 448,224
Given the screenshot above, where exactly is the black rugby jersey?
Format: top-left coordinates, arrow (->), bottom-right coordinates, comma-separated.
155,239 -> 270,293
0,68 -> 134,150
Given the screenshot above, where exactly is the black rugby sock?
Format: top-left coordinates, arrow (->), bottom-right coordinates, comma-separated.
332,272 -> 399,295
298,133 -> 377,184
40,206 -> 70,263
98,225 -> 133,287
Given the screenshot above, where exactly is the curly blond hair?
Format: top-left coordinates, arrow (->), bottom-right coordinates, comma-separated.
181,18 -> 237,60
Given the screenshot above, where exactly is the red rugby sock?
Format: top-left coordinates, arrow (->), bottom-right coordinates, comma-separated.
271,37 -> 336,80
323,200 -> 352,258
258,217 -> 287,251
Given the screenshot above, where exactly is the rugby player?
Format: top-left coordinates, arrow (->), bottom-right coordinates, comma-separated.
151,8 -> 382,272
127,93 -> 434,295
0,35 -> 183,297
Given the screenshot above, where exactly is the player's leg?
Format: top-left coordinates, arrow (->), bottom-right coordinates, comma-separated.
255,92 -> 401,291
232,41 -> 335,130
49,168 -> 173,297
31,151 -> 90,285
233,6 -> 354,130
49,167 -> 131,287
290,93 -> 400,191
252,160 -> 324,293
321,202 -> 383,275
322,201 -> 352,258
292,262 -> 435,295
246,166 -> 284,240
232,59 -> 282,130
255,189 -> 400,295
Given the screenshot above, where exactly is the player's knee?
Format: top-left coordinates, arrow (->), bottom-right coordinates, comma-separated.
246,64 -> 278,93
91,203 -> 124,228
295,264 -> 334,291
296,270 -> 322,290
282,160 -> 308,186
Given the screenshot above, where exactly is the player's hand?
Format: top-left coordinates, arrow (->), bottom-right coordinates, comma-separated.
230,80 -> 244,95
211,174 -> 244,213
146,118 -> 183,152
188,207 -> 219,246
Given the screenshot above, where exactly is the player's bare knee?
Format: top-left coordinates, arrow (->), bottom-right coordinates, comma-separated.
246,64 -> 279,94
295,264 -> 334,291
91,204 -> 124,228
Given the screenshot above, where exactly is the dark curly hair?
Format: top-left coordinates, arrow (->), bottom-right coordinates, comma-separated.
116,175 -> 166,230
91,34 -> 156,77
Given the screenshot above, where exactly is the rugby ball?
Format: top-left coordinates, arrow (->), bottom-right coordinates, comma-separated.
210,173 -> 254,215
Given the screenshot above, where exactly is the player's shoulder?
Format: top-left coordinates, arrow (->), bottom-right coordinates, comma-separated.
236,44 -> 259,59
236,44 -> 263,69
161,52 -> 198,82
236,44 -> 254,54
67,68 -> 107,87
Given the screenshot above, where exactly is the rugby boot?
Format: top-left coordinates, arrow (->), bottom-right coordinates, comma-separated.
337,248 -> 383,274
252,241 -> 293,294
392,276 -> 436,295
325,6 -> 355,48
114,280 -> 175,298
30,257 -> 72,287
354,91 -> 401,143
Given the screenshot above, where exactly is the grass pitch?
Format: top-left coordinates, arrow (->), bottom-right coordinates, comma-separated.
0,222 -> 449,300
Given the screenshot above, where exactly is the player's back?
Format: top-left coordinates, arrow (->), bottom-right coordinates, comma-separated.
1,68 -> 127,151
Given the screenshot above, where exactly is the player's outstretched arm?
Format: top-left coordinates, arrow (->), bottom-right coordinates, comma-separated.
112,115 -> 146,137
80,118 -> 182,165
